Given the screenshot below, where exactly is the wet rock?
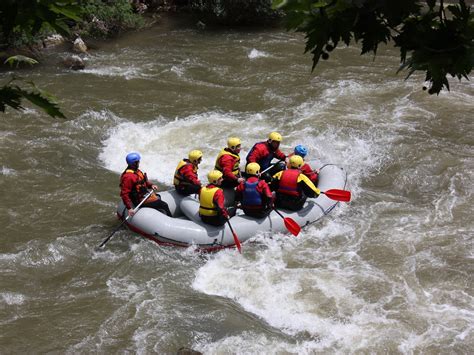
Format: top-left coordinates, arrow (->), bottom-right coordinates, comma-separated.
196,21 -> 206,30
43,34 -> 65,48
62,55 -> 85,70
73,37 -> 87,53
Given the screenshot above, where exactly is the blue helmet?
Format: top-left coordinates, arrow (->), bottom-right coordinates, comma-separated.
126,152 -> 141,165
294,145 -> 308,158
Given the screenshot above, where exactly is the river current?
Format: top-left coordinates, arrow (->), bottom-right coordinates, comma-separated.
1,15 -> 473,354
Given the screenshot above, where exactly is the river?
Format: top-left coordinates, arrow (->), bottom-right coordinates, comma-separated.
1,15 -> 473,354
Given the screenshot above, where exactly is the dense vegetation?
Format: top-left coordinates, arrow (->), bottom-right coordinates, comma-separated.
1,0 -> 472,117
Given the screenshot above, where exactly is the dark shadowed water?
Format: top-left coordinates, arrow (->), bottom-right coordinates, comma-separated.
1,15 -> 473,354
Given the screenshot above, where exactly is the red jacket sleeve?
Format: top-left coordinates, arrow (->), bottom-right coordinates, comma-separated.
120,173 -> 137,209
180,164 -> 201,185
219,154 -> 238,181
247,143 -> 267,163
274,148 -> 286,161
257,180 -> 273,199
213,189 -> 229,218
301,163 -> 318,183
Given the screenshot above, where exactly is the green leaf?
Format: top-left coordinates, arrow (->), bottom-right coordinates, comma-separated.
21,90 -> 66,118
4,55 -> 39,67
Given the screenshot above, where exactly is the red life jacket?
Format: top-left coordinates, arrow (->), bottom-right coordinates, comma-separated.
277,169 -> 300,197
120,168 -> 158,203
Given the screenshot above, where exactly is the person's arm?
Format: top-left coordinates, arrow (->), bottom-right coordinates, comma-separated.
120,174 -> 136,213
214,190 -> 229,218
301,163 -> 318,182
220,155 -> 238,181
270,171 -> 283,191
298,174 -> 320,197
259,180 -> 274,207
274,148 -> 286,161
182,164 -> 201,185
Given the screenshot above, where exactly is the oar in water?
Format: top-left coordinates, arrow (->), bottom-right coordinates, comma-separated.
273,208 -> 301,236
319,189 -> 351,202
226,220 -> 242,253
98,189 -> 155,249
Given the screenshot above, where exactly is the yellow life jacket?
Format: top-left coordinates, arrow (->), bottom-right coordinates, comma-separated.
173,159 -> 197,186
215,148 -> 240,176
199,186 -> 220,216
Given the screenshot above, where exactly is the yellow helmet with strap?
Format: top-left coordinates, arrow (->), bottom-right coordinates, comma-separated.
207,170 -> 223,184
289,155 -> 304,168
246,162 -> 260,175
268,131 -> 282,142
188,150 -> 203,163
227,137 -> 241,149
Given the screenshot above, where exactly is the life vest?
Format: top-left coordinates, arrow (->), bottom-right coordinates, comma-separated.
199,186 -> 220,216
215,149 -> 240,176
246,142 -> 273,170
277,169 -> 300,197
121,168 -> 158,203
242,181 -> 262,208
173,159 -> 197,186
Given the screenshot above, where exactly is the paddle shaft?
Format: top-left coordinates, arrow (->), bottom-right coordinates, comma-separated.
273,208 -> 301,236
98,189 -> 155,249
260,159 -> 284,175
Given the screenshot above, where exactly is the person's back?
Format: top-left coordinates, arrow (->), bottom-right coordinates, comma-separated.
236,163 -> 273,218
199,170 -> 231,226
271,155 -> 319,211
246,132 -> 287,181
215,137 -> 244,188
174,150 -> 202,196
120,152 -> 172,217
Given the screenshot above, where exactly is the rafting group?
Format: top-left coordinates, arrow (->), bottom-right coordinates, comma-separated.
119,131 -> 323,228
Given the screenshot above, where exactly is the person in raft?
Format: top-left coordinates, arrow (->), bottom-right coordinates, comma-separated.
235,162 -> 274,218
271,155 -> 320,211
246,131 -> 287,182
120,152 -> 172,217
173,149 -> 203,196
214,137 -> 245,188
289,145 -> 319,185
199,170 -> 235,226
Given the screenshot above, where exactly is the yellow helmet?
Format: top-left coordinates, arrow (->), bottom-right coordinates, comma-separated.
289,155 -> 304,169
207,170 -> 223,184
188,150 -> 203,163
227,137 -> 241,149
246,162 -> 260,175
268,131 -> 282,142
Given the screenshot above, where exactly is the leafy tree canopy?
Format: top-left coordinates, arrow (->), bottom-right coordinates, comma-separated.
273,0 -> 473,94
1,0 -> 82,118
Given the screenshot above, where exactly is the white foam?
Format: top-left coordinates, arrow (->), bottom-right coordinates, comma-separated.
248,48 -> 270,59
1,166 -> 17,176
1,292 -> 26,305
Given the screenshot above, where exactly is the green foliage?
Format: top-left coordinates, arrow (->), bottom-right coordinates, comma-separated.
191,0 -> 282,25
77,0 -> 144,38
274,0 -> 473,94
0,0 -> 82,46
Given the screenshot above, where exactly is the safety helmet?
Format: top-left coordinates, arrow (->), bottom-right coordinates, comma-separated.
294,145 -> 308,158
227,137 -> 241,149
207,170 -> 223,184
268,131 -> 282,142
126,152 -> 141,165
289,155 -> 304,169
246,162 -> 260,175
188,149 -> 203,163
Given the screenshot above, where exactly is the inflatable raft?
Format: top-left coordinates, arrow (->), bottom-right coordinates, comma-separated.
116,161 -> 348,251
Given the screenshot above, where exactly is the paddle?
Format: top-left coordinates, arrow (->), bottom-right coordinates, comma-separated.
226,220 -> 242,253
319,189 -> 351,202
98,189 -> 155,249
260,159 -> 285,175
273,208 -> 301,236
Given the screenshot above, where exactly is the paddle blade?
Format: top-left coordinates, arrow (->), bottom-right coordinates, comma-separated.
323,189 -> 351,202
232,231 -> 242,253
284,217 -> 300,236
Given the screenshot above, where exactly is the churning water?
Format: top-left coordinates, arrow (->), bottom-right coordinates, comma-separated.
1,15 -> 473,353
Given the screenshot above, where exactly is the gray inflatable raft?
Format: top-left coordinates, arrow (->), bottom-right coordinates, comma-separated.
116,162 -> 348,251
